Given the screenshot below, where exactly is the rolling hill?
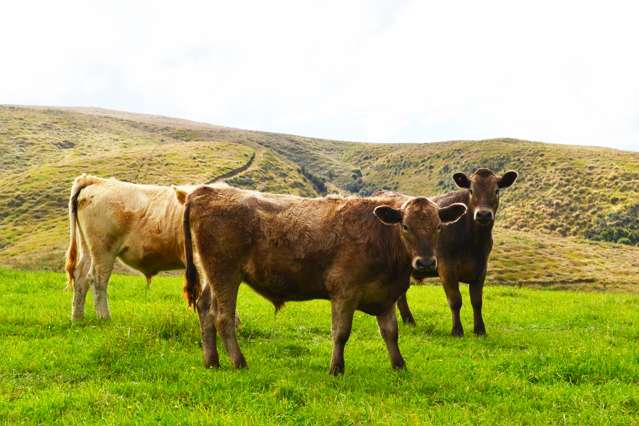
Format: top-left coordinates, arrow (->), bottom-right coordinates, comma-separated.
1,105 -> 637,289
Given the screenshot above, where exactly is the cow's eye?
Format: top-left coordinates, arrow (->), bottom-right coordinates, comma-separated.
401,224 -> 409,232
469,189 -> 473,196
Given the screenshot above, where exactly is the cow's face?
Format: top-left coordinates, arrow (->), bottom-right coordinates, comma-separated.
453,168 -> 518,226
374,198 -> 467,273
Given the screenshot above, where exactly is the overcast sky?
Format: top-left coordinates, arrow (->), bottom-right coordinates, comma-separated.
2,1 -> 638,151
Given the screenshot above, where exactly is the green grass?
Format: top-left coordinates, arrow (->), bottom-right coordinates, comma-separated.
1,268 -> 638,424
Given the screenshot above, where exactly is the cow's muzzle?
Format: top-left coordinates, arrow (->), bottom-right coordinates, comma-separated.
474,209 -> 494,225
412,256 -> 437,273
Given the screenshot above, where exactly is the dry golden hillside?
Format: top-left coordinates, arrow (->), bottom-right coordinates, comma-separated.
1,105 -> 637,289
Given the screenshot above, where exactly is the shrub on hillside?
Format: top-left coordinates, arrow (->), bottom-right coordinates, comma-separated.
299,166 -> 327,195
586,203 -> 639,246
228,175 -> 255,188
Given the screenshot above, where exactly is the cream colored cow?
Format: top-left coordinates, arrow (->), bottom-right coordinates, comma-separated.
65,175 -> 224,320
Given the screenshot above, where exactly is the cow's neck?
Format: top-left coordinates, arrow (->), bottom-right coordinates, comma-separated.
471,220 -> 493,248
374,216 -> 413,278
390,227 -> 414,275
464,194 -> 494,250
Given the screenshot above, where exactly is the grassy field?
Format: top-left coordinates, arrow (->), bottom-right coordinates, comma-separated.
1,268 -> 638,425
1,106 -> 638,423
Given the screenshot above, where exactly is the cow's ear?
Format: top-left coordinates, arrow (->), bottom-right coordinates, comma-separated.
498,171 -> 518,188
439,203 -> 467,224
173,186 -> 188,204
453,172 -> 471,189
374,205 -> 403,225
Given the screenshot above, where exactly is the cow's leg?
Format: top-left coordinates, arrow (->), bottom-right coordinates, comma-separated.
203,275 -> 241,329
377,305 -> 406,370
329,299 -> 356,375
90,258 -> 115,320
71,255 -> 91,321
212,273 -> 246,369
441,268 -> 463,337
196,285 -> 219,368
469,278 -> 486,336
396,292 -> 416,326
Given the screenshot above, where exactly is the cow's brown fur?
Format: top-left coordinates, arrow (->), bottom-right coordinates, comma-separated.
395,169 -> 518,336
181,186 -> 466,374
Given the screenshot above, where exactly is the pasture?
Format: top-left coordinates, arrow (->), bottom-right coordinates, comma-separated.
1,268 -> 637,424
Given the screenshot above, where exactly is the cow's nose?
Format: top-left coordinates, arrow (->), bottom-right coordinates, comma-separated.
413,257 -> 437,272
475,210 -> 494,224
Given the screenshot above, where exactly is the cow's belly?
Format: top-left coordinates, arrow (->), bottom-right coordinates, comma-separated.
358,280 -> 409,315
455,257 -> 487,284
242,256 -> 330,306
243,271 -> 330,306
118,239 -> 183,276
240,245 -> 408,315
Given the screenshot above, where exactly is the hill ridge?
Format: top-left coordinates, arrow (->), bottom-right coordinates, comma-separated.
0,106 -> 637,289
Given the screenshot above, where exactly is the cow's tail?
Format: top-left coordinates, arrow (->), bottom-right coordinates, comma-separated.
176,187 -> 200,309
64,174 -> 101,290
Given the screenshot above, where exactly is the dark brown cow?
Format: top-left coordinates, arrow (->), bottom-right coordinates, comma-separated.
396,168 -> 518,336
178,186 -> 466,374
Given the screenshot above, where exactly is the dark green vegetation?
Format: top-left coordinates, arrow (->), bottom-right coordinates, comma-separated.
1,269 -> 638,424
1,106 -> 638,289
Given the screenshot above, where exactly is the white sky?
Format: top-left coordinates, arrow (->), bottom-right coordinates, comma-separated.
1,0 -> 638,151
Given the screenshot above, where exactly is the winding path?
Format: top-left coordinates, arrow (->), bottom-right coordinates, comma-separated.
206,147 -> 262,184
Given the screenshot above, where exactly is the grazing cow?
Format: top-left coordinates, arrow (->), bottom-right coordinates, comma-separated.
395,169 -> 518,336
178,186 -> 467,374
64,174 -> 225,320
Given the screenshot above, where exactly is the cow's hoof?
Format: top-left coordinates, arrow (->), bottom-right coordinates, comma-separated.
451,327 -> 464,337
403,317 -> 417,327
204,360 -> 220,369
392,359 -> 406,370
233,356 -> 248,369
474,326 -> 487,336
203,351 -> 220,368
329,363 -> 345,376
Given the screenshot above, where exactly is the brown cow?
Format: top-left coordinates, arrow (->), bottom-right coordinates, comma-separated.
396,168 -> 518,336
64,174 -> 226,320
178,186 -> 467,374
